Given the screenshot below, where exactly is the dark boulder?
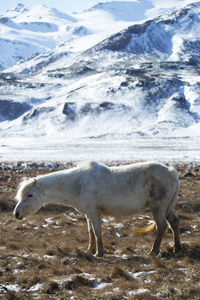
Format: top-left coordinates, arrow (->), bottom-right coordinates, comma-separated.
23,106 -> 55,121
62,101 -> 129,121
0,100 -> 31,121
62,102 -> 77,120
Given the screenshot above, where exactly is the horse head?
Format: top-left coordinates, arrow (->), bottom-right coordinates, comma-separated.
14,178 -> 45,220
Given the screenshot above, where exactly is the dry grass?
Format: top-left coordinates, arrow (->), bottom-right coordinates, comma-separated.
0,162 -> 200,299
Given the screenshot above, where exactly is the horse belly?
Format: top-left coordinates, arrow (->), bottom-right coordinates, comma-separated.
98,194 -> 148,217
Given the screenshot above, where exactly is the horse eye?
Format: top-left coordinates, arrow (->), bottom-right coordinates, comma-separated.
28,194 -> 33,198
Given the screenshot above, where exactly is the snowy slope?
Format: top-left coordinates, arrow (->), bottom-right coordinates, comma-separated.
0,3 -> 133,71
0,4 -> 75,69
88,0 -> 154,21
91,2 -> 200,63
1,2 -> 200,162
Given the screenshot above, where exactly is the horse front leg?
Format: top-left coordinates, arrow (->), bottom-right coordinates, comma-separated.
85,215 -> 96,254
87,209 -> 104,257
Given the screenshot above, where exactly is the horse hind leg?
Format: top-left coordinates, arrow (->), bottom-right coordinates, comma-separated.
167,210 -> 181,253
149,210 -> 168,256
166,182 -> 181,253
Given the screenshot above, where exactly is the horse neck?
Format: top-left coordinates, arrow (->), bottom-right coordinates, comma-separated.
38,170 -> 79,206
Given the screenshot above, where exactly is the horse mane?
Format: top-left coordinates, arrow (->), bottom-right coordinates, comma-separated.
16,177 -> 36,201
17,177 -> 32,189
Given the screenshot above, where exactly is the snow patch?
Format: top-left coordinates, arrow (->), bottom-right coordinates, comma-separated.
28,283 -> 43,292
129,270 -> 156,279
0,284 -> 20,293
129,288 -> 151,295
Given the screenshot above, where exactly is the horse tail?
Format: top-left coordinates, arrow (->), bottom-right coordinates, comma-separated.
132,221 -> 156,235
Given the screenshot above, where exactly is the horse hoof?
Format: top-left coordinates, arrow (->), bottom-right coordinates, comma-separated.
94,251 -> 104,257
173,246 -> 182,253
148,250 -> 159,257
148,252 -> 155,257
86,248 -> 96,255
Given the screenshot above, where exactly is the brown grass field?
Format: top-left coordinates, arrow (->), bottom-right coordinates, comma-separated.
0,161 -> 200,300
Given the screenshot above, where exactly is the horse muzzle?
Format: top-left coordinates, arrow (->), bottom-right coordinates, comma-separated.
14,209 -> 23,220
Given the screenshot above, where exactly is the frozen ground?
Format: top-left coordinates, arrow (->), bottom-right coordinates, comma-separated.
0,135 -> 200,162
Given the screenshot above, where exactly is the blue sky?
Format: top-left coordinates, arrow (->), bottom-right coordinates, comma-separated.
0,0 -> 198,15
1,0 -> 102,14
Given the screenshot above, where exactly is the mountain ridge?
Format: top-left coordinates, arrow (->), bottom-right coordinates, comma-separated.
88,0 -> 154,21
87,1 -> 200,64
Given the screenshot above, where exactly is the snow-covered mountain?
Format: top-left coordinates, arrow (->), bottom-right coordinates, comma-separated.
91,2 -> 200,63
0,2 -> 200,162
0,4 -> 73,70
0,3 -> 134,71
88,0 -> 154,21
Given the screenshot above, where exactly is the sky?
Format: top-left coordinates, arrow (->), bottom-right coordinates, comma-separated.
0,0 -> 199,16
0,0 -> 101,14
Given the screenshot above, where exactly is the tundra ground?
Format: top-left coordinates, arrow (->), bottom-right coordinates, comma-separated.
0,161 -> 200,299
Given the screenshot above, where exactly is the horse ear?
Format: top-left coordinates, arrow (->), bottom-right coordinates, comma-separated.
18,177 -> 28,189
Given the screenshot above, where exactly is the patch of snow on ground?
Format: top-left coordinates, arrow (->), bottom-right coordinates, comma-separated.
128,288 -> 151,295
28,283 -> 43,292
93,281 -> 112,290
0,284 -> 21,293
129,270 -> 156,279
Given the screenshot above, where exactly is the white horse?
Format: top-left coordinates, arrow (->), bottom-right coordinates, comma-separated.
14,161 -> 181,257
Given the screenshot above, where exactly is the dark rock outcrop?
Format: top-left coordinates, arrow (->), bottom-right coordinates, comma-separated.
0,100 -> 31,121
